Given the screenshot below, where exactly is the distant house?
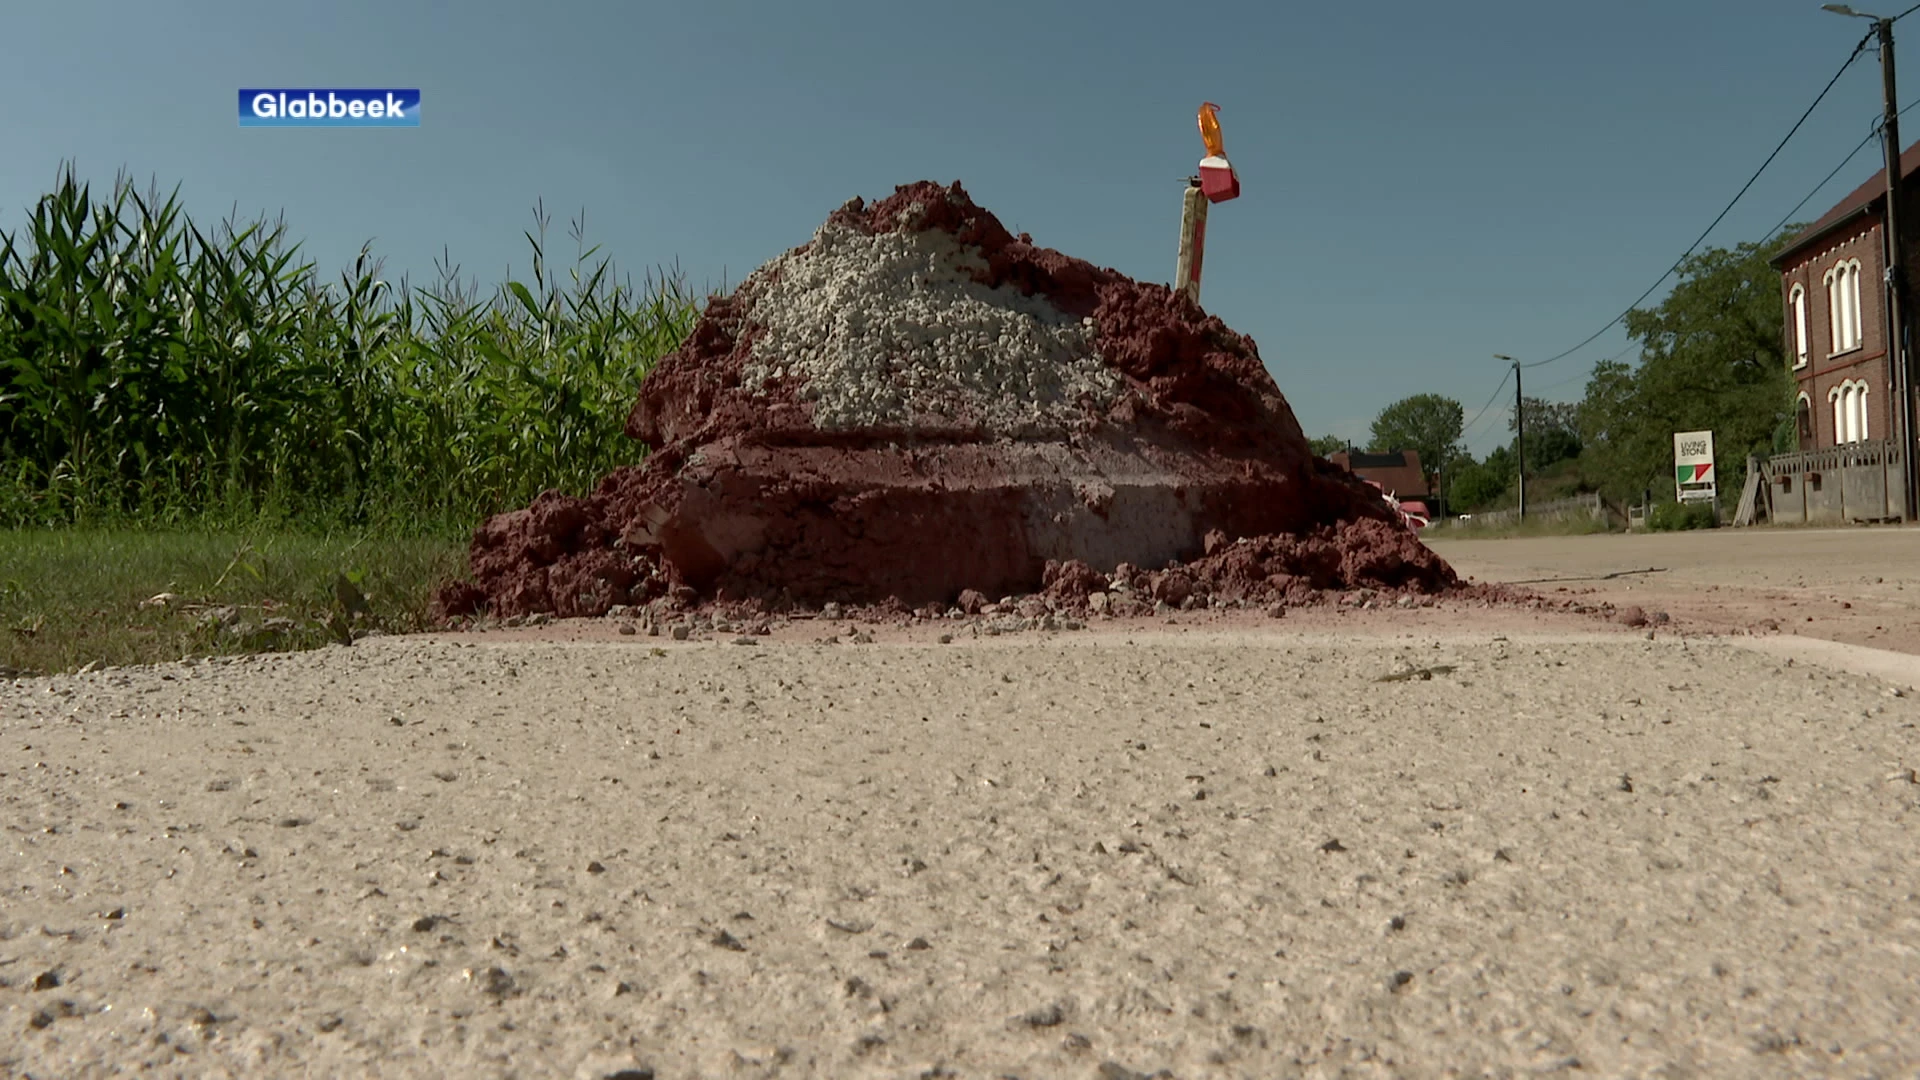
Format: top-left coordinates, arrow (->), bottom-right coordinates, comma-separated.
1328,449 -> 1428,500
1768,140 -> 1920,451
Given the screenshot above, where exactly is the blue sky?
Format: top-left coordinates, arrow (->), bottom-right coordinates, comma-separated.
2,1 -> 1906,457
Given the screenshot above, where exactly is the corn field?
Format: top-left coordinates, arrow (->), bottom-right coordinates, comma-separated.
0,164 -> 702,534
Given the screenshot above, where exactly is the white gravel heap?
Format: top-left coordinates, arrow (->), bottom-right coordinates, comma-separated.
741,207 -> 1124,437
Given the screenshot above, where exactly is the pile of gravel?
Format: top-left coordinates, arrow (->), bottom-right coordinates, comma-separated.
743,214 -> 1122,437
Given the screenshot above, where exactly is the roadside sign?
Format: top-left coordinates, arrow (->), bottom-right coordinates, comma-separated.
1673,430 -> 1717,507
1674,430 -> 1714,486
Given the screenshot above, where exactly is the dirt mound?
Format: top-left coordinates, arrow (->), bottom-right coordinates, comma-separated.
435,181 -> 1458,619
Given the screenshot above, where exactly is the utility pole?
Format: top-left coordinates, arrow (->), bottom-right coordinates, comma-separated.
1877,15 -> 1920,522
1495,354 -> 1526,519
1514,361 -> 1526,520
1829,4 -> 1919,520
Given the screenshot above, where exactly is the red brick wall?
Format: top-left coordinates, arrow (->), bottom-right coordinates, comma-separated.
1778,221 -> 1896,448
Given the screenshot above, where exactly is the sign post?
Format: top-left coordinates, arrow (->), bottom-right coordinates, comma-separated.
1673,430 -> 1717,519
1176,103 -> 1240,305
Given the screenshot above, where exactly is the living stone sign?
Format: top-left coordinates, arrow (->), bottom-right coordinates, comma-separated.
1674,430 -> 1717,505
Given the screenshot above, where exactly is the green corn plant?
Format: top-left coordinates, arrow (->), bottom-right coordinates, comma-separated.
0,162 -> 706,535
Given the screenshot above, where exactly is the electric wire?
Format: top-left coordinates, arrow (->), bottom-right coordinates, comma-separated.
1514,27 -> 1875,370
1458,367 -> 1514,444
1765,94 -> 1920,241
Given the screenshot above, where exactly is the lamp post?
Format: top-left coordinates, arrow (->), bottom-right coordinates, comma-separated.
1494,354 -> 1525,519
1823,3 -> 1918,521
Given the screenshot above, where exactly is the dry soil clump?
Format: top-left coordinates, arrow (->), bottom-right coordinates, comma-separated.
436,181 -> 1457,620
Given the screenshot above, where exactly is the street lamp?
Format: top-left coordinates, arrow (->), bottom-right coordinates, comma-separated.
1494,354 -> 1525,519
1822,2 -> 1919,521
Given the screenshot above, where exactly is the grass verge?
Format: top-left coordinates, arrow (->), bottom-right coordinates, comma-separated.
0,528 -> 465,675
1422,516 -> 1617,541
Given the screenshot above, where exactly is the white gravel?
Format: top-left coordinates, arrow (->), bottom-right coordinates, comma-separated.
741,212 -> 1122,437
4,629 -> 1919,1077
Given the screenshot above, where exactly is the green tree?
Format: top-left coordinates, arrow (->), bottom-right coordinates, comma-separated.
1308,434 -> 1350,457
1574,235 -> 1796,505
1445,454 -> 1510,512
1368,393 -> 1465,491
1511,396 -> 1582,473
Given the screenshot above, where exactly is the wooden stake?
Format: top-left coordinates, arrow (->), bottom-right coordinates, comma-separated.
1175,183 -> 1209,305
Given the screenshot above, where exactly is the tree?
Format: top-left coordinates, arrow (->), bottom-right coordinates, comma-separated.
1573,235 -> 1796,505
1446,453 -> 1511,512
1308,434 -> 1350,458
1511,396 -> 1582,472
1368,393 -> 1464,490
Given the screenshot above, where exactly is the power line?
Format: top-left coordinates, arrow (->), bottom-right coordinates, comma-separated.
1765,93 -> 1920,241
1459,367 -> 1514,443
1530,342 -> 1639,395
1516,27 -> 1875,370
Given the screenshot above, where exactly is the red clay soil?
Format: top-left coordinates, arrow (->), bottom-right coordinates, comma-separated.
434,181 -> 1462,620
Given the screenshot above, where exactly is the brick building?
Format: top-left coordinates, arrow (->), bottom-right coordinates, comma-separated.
1769,141 -> 1920,452
1327,449 -> 1428,501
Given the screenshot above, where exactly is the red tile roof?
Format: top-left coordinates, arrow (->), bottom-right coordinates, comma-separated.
1773,138 -> 1920,266
1329,449 -> 1428,498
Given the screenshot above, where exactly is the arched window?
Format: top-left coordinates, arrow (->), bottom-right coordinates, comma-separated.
1790,284 -> 1809,367
1826,267 -> 1842,352
1796,392 -> 1813,446
1829,380 -> 1872,443
1843,259 -> 1858,345
1844,259 -> 1863,351
1824,259 -> 1865,353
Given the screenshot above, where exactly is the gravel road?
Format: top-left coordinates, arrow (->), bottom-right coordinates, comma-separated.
5,620 -> 1919,1078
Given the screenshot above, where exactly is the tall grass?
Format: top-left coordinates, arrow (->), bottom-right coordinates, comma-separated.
0,163 -> 701,535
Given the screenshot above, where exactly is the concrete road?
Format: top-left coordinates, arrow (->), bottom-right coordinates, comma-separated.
1427,526 -> 1920,656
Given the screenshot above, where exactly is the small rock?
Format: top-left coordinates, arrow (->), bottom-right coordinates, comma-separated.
647,622 -> 661,637
618,623 -> 637,636
1088,591 -> 1110,614
937,634 -> 953,644
31,970 -> 60,991
467,965 -> 516,996
822,602 -> 845,621
732,636 -> 759,646
956,589 -> 988,615
1266,603 -> 1287,619
1615,606 -> 1648,627
1320,839 -> 1347,853
1389,970 -> 1414,991
1021,1003 -> 1066,1028
670,624 -> 691,641
526,612 -> 550,626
